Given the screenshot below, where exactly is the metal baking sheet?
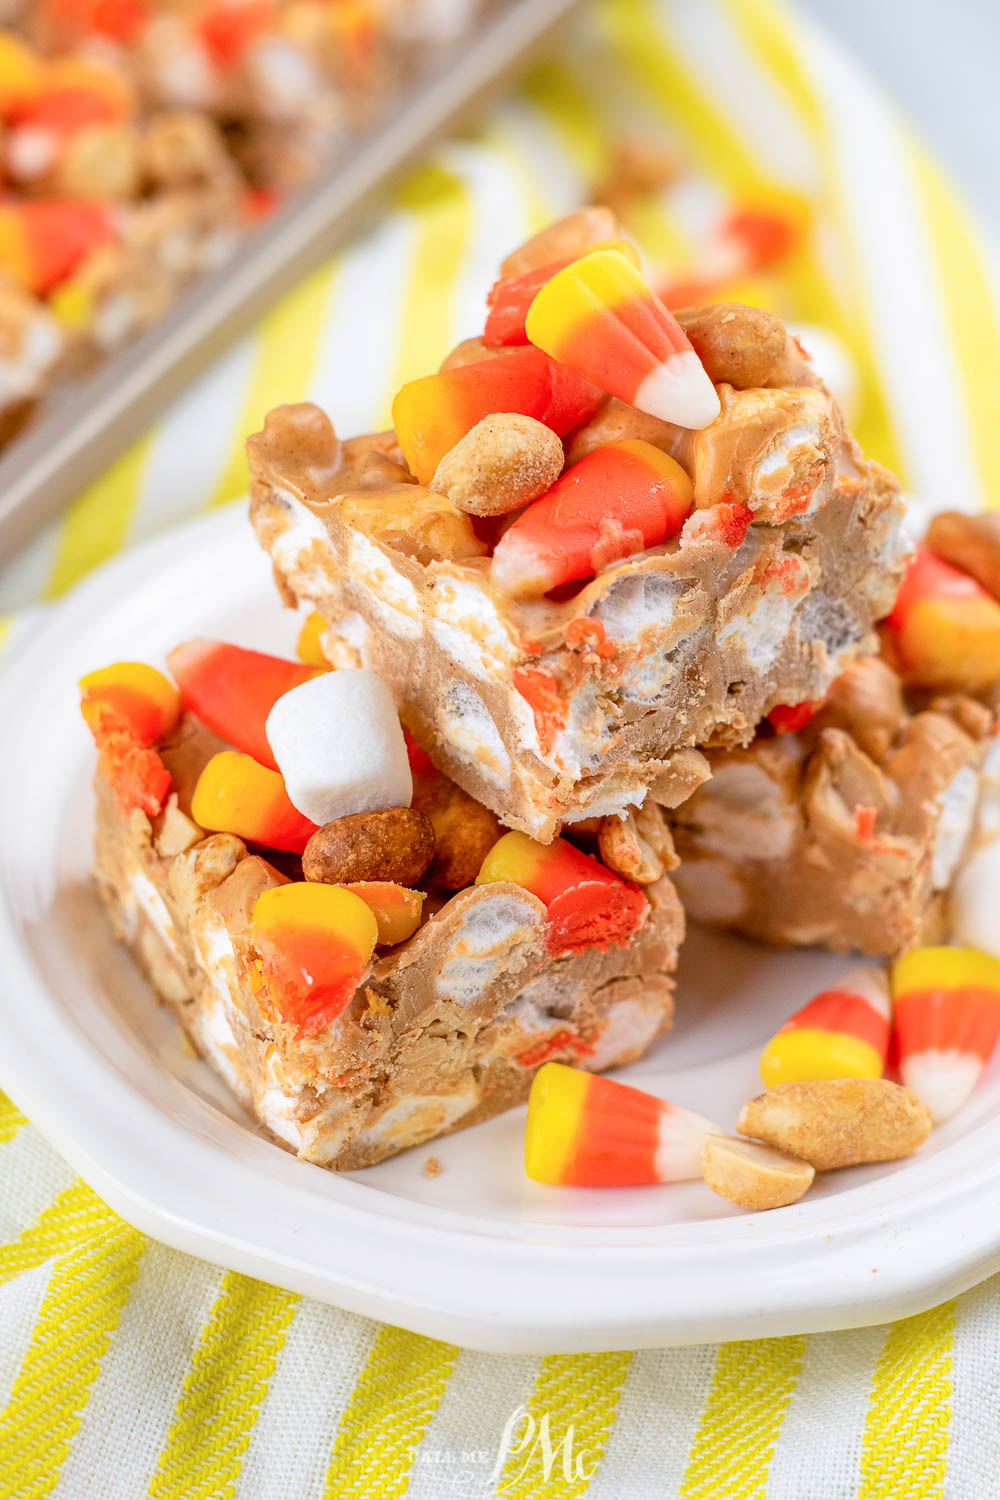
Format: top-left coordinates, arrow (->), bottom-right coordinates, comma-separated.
0,0 -> 579,559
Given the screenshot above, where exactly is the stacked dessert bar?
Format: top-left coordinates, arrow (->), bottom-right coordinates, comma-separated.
89,210 -> 911,1169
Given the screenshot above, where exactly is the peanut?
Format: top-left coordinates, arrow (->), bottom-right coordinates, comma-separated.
500,206 -> 619,278
819,656 -> 904,764
303,807 -> 435,887
431,413 -> 564,517
676,303 -> 786,389
738,1078 -> 932,1171
701,1134 -> 814,1210
598,801 -> 677,883
140,111 -> 234,188
412,771 -> 501,890
564,396 -> 680,466
53,122 -> 141,201
925,510 -> 1000,601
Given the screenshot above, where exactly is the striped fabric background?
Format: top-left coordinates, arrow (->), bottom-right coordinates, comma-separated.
1,0 -> 1000,1493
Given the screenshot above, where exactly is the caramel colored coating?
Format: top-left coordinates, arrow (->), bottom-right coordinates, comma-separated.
676,303 -> 786,390
701,1134 -> 814,1210
431,413 -> 565,517
738,1078 -> 932,1171
817,656 -> 905,764
303,807 -> 435,887
925,510 -> 1000,601
500,206 -> 619,278
412,772 -> 501,890
564,396 -> 681,466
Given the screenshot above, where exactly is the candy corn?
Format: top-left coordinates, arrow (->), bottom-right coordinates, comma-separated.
891,946 -> 1000,1122
0,32 -> 45,112
759,964 -> 891,1087
79,662 -> 178,818
345,882 -> 424,945
168,639 -> 317,772
524,1062 -> 719,1186
476,830 -> 647,956
198,0 -> 274,66
80,660 -> 179,744
767,699 -> 823,736
251,882 -> 377,1036
296,610 -> 329,668
882,544 -> 1000,692
490,438 -> 693,597
191,751 -> 318,854
0,200 -> 115,295
483,238 -> 640,348
525,248 -> 721,430
391,346 -> 602,485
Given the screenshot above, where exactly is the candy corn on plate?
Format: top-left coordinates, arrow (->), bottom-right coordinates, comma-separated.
3,3 -> 1000,1352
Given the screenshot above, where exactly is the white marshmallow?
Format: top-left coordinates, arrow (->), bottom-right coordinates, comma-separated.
265,669 -> 412,826
949,840 -> 1000,961
786,321 -> 859,423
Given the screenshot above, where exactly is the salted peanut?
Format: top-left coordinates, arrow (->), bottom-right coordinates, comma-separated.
155,795 -> 202,859
141,111 -> 235,188
500,206 -> 619,278
345,881 -> 424,945
928,693 -> 994,741
412,771 -> 501,890
738,1078 -> 932,1171
676,303 -> 786,389
819,656 -> 905,764
52,123 -> 141,201
302,807 -> 435,887
701,1134 -> 814,1210
926,510 -> 1000,600
431,413 -> 564,517
598,801 -> 677,883
564,396 -> 681,465
595,138 -> 679,219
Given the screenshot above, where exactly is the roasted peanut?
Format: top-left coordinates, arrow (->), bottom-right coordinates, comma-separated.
738,1078 -> 932,1171
140,111 -> 234,188
676,303 -> 787,390
701,1134 -> 814,1210
51,123 -> 141,201
926,510 -> 1000,601
819,656 -> 904,764
598,801 -> 677,883
500,206 -> 619,278
594,138 -> 679,220
431,413 -> 564,517
303,807 -> 435,887
412,771 -> 501,890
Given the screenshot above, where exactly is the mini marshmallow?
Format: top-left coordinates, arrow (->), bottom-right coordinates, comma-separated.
949,840 -> 1000,961
786,322 -> 858,423
265,669 -> 412,825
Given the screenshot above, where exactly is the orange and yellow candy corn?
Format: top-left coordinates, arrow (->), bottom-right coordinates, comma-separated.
0,199 -> 115,295
345,881 -> 423,945
80,660 -> 179,744
490,438 -> 692,597
295,610 -> 329,668
483,238 -> 640,348
524,1063 -> 720,1186
882,544 -> 1000,692
0,32 -> 45,112
891,946 -> 1000,1122
191,751 -> 318,854
251,882 -> 377,1036
525,248 -> 721,431
168,638 -> 317,772
79,662 -> 178,818
391,346 -> 602,484
476,830 -> 646,957
759,964 -> 891,1087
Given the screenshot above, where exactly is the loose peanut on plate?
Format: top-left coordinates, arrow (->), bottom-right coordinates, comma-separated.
925,510 -> 1000,601
738,1078 -> 932,1171
675,303 -> 787,389
431,413 -> 565,517
302,807 -> 435,888
701,1134 -> 814,1210
412,772 -> 501,891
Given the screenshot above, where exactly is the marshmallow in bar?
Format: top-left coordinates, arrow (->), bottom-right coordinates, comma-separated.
671,514 -> 1000,956
82,645 -> 682,1170
248,210 -> 908,841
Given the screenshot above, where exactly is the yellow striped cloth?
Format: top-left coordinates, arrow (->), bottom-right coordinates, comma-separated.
1,0 -> 999,1493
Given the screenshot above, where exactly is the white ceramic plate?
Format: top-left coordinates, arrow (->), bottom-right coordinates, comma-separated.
2,505 -> 1000,1352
